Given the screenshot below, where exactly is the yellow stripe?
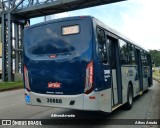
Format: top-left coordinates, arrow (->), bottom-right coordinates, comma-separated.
112,104 -> 122,111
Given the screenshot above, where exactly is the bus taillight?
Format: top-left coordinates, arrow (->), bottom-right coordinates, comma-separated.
24,65 -> 31,92
85,61 -> 94,94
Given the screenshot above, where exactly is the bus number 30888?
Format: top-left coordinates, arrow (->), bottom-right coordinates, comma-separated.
47,98 -> 62,103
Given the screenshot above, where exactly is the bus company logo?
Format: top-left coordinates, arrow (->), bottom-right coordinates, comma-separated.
2,120 -> 11,125
48,82 -> 61,88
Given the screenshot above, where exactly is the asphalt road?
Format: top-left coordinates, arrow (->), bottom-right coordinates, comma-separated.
0,80 -> 159,128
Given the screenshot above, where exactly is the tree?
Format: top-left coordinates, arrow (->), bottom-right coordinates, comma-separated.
149,50 -> 160,67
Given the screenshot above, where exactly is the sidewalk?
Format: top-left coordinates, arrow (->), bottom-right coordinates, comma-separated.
146,81 -> 160,119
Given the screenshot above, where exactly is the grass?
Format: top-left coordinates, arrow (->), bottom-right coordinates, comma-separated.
0,81 -> 23,91
153,69 -> 160,77
153,69 -> 160,83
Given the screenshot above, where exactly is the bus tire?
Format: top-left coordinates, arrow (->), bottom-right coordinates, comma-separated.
124,84 -> 133,110
144,89 -> 148,93
148,77 -> 151,86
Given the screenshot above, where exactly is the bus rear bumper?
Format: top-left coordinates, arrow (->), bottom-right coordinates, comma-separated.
24,89 -> 111,112
25,90 -> 84,110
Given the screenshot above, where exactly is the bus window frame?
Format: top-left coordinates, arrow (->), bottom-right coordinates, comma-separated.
96,26 -> 108,64
128,43 -> 136,65
119,39 -> 129,65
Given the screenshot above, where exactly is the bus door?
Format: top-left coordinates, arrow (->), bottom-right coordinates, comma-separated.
107,36 -> 122,106
147,54 -> 153,87
97,27 -> 112,112
135,49 -> 143,92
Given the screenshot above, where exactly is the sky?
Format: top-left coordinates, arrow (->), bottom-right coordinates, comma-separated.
31,0 -> 160,50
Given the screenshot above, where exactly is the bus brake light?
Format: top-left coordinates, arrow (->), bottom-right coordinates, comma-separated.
24,66 -> 31,92
79,16 -> 86,18
85,61 -> 94,94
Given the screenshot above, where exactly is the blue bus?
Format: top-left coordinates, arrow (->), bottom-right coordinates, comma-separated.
23,16 -> 152,112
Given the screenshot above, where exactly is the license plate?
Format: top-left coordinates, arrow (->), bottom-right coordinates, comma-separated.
47,98 -> 62,104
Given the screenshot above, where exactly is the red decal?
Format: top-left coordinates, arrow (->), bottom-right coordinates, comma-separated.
89,96 -> 96,99
49,55 -> 56,58
48,82 -> 61,88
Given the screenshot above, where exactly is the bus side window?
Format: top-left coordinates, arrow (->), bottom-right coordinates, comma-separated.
145,52 -> 149,66
141,51 -> 147,66
147,54 -> 151,66
141,51 -> 148,78
97,27 -> 107,64
119,39 -> 129,65
128,44 -> 136,65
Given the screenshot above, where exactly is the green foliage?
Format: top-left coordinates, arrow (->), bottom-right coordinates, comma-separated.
0,81 -> 23,91
149,50 -> 160,67
153,69 -> 160,77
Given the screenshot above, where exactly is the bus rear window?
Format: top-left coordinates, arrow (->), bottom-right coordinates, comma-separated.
25,20 -> 92,55
62,25 -> 80,35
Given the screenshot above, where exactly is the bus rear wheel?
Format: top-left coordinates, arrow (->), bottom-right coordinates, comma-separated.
124,84 -> 133,110
144,89 -> 148,93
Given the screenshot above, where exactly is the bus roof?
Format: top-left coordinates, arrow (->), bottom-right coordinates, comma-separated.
93,17 -> 149,52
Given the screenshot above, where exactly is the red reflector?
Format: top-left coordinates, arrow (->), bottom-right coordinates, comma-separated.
89,96 -> 95,99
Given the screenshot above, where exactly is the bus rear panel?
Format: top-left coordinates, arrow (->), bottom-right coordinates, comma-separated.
23,16 -> 111,112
